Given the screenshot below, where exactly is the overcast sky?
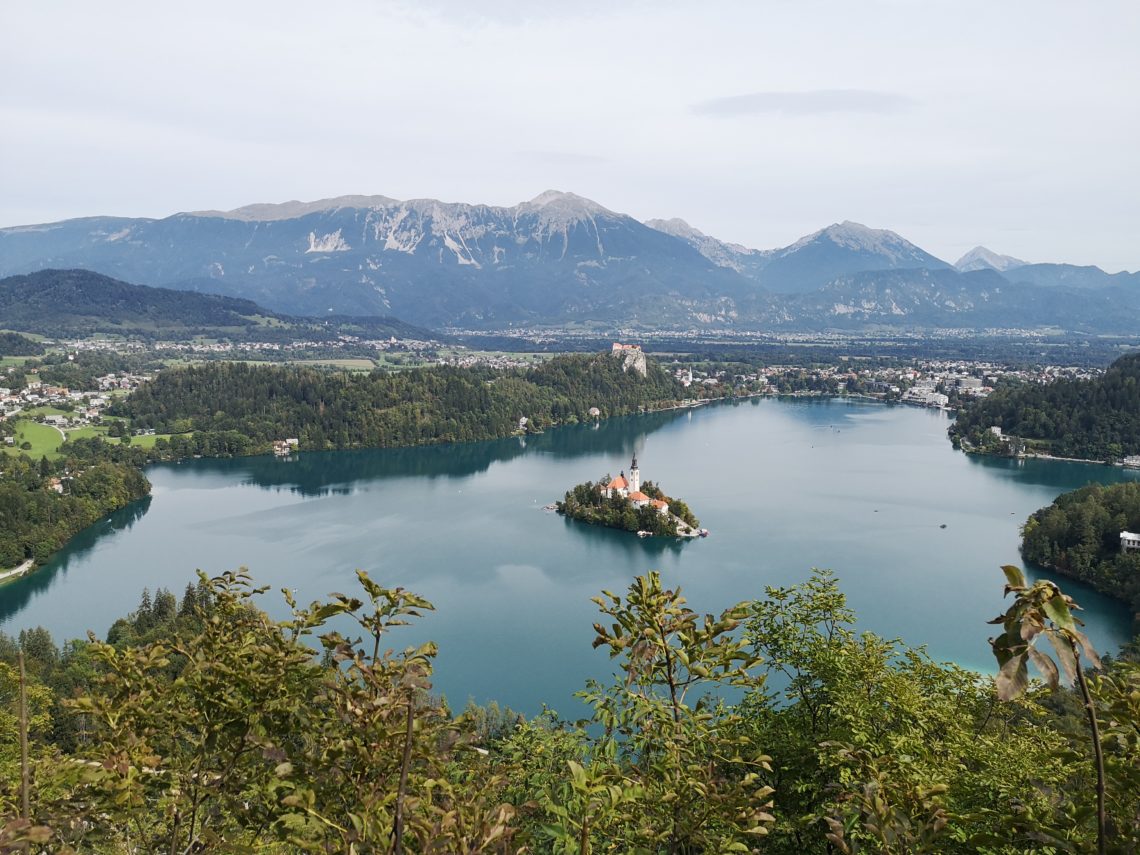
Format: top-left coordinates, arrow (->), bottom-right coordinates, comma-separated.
3,1 -> 1138,270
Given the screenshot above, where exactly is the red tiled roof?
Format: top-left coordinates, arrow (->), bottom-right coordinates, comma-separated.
607,475 -> 628,490
628,491 -> 650,502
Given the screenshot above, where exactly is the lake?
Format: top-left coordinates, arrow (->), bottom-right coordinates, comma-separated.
1,397 -> 1135,714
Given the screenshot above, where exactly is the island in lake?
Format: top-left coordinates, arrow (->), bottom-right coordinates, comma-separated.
555,454 -> 706,538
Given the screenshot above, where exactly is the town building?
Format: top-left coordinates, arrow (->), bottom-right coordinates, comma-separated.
1121,530 -> 1140,553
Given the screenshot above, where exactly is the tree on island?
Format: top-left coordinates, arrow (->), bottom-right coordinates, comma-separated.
556,475 -> 700,536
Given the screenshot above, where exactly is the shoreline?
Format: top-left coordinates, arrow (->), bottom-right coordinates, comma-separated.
1024,556 -> 1140,630
4,391 -> 1134,686
962,446 -> 1117,468
0,559 -> 34,585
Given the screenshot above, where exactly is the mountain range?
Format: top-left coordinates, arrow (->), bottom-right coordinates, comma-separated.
2,191 -> 1137,333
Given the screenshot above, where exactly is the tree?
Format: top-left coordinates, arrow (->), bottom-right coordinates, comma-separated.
569,572 -> 774,853
743,569 -> 1079,854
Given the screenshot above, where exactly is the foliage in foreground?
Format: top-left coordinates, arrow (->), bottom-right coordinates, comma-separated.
0,568 -> 1137,853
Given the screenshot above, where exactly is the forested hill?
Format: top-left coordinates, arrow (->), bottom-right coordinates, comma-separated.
0,269 -> 279,336
0,331 -> 45,356
0,269 -> 433,341
0,454 -> 150,570
1021,482 -> 1140,621
116,353 -> 684,449
951,352 -> 1140,461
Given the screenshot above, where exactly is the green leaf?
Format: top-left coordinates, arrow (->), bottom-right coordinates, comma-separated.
355,569 -> 384,600
312,602 -> 352,623
1042,594 -> 1075,631
567,759 -> 587,788
1001,564 -> 1026,591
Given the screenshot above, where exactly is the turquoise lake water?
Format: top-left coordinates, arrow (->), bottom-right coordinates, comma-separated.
1,397 -> 1134,714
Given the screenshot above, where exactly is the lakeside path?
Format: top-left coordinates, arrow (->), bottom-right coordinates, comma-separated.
1023,452 -> 1115,466
967,447 -> 1117,467
0,559 -> 34,584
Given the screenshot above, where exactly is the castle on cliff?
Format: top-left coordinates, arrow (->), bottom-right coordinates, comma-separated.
612,342 -> 647,376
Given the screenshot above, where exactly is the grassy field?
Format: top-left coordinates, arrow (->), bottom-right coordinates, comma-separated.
2,419 -> 64,458
64,425 -> 110,442
288,358 -> 377,370
2,419 -> 182,458
23,405 -> 72,417
127,432 -> 176,449
64,425 -> 177,448
0,356 -> 33,368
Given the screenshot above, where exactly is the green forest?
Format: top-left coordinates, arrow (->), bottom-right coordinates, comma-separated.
0,567 -> 1137,853
0,454 -> 150,570
1021,481 -> 1140,620
0,333 -> 44,358
951,353 -> 1140,461
115,354 -> 684,450
556,478 -> 699,536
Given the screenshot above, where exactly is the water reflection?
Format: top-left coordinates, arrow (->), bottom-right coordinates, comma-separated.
558,514 -> 689,557
0,399 -> 1133,714
0,497 -> 153,623
173,409 -> 689,498
965,452 -> 1140,492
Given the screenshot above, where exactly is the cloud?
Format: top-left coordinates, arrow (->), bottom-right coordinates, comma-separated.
691,89 -> 917,117
516,150 -> 609,165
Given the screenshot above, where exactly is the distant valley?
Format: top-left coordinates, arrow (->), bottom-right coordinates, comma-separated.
2,191 -> 1137,333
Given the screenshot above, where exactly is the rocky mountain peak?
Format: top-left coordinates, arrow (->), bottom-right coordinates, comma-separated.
519,190 -> 614,222
794,220 -> 901,251
190,195 -> 399,222
644,217 -> 704,239
954,245 -> 1026,272
776,220 -> 948,269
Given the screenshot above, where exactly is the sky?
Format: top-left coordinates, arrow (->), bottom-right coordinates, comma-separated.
2,0 -> 1139,270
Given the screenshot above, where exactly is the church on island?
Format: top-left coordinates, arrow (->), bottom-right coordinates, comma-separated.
602,455 -> 670,515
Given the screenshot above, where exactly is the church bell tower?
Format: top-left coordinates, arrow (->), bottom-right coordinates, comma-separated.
628,454 -> 640,493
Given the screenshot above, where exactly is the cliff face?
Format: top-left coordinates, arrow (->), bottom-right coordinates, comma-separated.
615,347 -> 647,377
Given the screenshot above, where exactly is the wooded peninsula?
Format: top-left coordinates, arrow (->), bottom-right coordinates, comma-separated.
1021,481 -> 1140,624
952,353 -> 1140,462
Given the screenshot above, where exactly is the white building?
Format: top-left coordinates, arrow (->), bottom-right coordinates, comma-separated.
602,454 -> 640,498
1121,531 -> 1140,553
601,455 -> 669,515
